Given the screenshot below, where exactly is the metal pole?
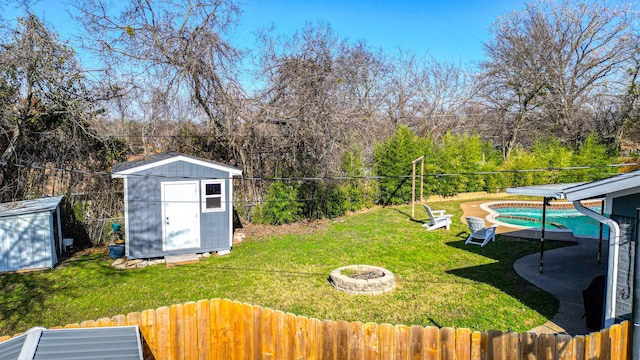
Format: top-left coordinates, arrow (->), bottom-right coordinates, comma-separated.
598,200 -> 604,263
632,208 -> 640,360
540,197 -> 549,273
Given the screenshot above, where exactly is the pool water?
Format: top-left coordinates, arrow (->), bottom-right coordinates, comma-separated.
495,206 -> 609,238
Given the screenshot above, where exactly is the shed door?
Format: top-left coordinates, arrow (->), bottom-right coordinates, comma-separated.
162,181 -> 200,251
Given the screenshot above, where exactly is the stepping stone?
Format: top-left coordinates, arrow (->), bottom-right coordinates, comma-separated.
165,253 -> 200,268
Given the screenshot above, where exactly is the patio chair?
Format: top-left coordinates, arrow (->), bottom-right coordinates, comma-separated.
465,216 -> 498,247
422,204 -> 453,231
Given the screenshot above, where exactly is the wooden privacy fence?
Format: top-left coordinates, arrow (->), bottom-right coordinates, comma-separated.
0,298 -> 631,360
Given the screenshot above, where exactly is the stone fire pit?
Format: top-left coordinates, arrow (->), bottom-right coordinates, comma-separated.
329,265 -> 396,295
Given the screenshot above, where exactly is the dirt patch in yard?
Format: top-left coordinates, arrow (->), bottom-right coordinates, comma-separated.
239,219 -> 330,241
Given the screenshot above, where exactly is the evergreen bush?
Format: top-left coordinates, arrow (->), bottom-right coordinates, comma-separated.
259,181 -> 303,225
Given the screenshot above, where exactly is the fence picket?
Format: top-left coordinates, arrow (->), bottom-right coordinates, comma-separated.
140,309 -> 157,359
295,316 -> 309,360
586,332 -> 601,360
455,328 -> 471,360
214,299 -> 231,360
349,321 -> 364,360
196,299 -> 210,360
608,324 -> 620,360
230,301 -> 245,360
537,333 -> 556,360
488,330 -> 504,360
573,335 -> 585,360
242,303 -> 255,360
183,302 -> 197,360
408,325 -> 424,360
555,333 -> 572,360
336,320 -> 349,360
619,322 -> 630,360
261,307 -> 275,360
308,317 -> 322,360
80,320 -> 96,328
112,314 -> 126,326
170,304 -> 184,360
424,326 -> 440,360
96,317 -> 112,327
274,311 -> 285,360
252,305 -> 262,360
126,311 -> 141,327
363,322 -> 379,360
441,327 -> 455,360
155,307 -> 171,360
599,328 -> 610,360
394,324 -> 409,360
470,331 -> 483,360
506,332 -> 520,360
522,332 -> 538,360
284,312 -> 296,360
378,323 -> 394,360
321,320 -> 337,360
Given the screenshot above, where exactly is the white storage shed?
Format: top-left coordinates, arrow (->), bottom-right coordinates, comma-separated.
0,196 -> 64,273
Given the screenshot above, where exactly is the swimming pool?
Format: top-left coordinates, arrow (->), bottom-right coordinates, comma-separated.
483,201 -> 609,239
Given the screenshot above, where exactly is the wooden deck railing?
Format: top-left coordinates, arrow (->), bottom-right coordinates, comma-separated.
0,298 -> 630,359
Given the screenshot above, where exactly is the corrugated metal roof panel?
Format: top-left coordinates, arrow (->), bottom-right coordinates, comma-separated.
0,334 -> 26,360
0,326 -> 142,360
0,196 -> 63,218
33,327 -> 142,360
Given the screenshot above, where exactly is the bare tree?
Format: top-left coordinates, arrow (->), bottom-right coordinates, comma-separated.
73,0 -> 245,155
384,52 -> 477,140
0,14 -> 125,242
255,22 -> 353,177
480,0 -> 636,156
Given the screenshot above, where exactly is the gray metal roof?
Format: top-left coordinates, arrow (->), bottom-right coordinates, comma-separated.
112,151 -> 242,176
506,183 -> 585,199
0,196 -> 63,218
564,169 -> 640,201
506,170 -> 640,201
0,335 -> 24,360
0,326 -> 143,360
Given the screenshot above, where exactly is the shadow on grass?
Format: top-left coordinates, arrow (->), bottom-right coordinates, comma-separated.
0,273 -> 56,335
389,207 -> 427,224
0,252 -> 132,335
445,235 -> 561,321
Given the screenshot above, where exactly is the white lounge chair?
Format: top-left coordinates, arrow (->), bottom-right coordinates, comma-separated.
422,204 -> 453,231
465,216 -> 498,246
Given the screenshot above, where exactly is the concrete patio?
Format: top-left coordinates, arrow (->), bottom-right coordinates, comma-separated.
514,237 -> 607,335
460,199 -> 608,335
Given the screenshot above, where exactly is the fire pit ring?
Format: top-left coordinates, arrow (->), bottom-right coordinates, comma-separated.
329,265 -> 395,295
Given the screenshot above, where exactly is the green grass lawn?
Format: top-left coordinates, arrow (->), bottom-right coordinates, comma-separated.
0,199 -> 564,336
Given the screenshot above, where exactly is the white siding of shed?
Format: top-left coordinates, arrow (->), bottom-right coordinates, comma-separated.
0,212 -> 57,272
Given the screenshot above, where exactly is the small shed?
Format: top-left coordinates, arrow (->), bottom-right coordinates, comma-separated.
111,152 -> 242,259
0,196 -> 63,273
0,326 -> 144,359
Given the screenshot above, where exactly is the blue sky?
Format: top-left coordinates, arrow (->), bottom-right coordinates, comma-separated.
3,0 -> 636,66
234,0 -> 529,65
2,0 -> 532,66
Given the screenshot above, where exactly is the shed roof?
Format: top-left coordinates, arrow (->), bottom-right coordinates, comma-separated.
0,326 -> 143,360
112,151 -> 242,178
564,169 -> 640,201
0,196 -> 63,218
